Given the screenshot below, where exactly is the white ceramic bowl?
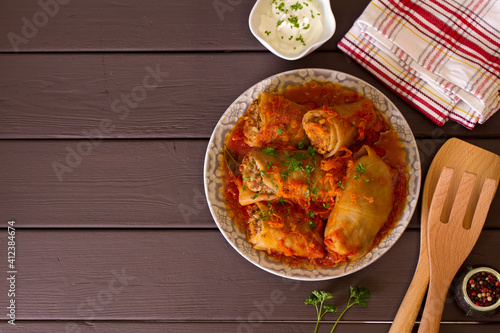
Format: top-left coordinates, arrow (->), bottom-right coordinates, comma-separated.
249,0 -> 336,60
204,69 -> 421,281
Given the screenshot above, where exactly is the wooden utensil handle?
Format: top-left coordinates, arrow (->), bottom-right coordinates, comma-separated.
418,276 -> 453,333
389,259 -> 429,333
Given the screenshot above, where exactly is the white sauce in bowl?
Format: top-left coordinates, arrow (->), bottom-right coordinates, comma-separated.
258,0 -> 324,55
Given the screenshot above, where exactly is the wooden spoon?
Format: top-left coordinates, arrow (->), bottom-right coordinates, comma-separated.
390,138 -> 500,332
418,138 -> 500,333
389,144 -> 435,333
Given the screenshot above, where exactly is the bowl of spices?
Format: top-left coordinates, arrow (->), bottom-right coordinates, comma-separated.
249,0 -> 336,60
453,266 -> 500,318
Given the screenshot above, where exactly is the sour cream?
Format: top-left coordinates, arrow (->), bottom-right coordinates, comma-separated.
258,0 -> 324,55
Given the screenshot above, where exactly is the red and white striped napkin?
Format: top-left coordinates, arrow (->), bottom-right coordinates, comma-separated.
338,0 -> 500,129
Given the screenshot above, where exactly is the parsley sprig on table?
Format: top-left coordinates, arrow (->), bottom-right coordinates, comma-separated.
305,286 -> 371,333
330,286 -> 371,332
304,291 -> 337,333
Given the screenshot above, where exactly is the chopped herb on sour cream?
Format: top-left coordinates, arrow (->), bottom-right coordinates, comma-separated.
259,0 -> 324,55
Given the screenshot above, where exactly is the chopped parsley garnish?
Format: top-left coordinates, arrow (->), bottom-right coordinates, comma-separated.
267,161 -> 273,170
251,194 -> 258,200
280,151 -> 310,180
289,35 -> 294,40
337,181 -> 345,190
276,2 -> 287,13
308,145 -> 316,159
304,164 -> 315,175
323,203 -> 331,209
354,174 -> 360,180
263,147 -> 278,157
364,177 -> 370,182
356,163 -> 366,173
277,19 -> 284,27
277,197 -> 286,205
312,187 -> 319,195
307,211 -> 315,218
288,15 -> 300,28
296,35 -> 306,46
265,30 -> 271,36
277,128 -> 285,135
308,220 -> 315,231
298,141 -> 305,149
303,23 -> 310,30
291,2 -> 303,10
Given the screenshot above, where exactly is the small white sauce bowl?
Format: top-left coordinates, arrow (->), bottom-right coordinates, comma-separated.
249,0 -> 336,60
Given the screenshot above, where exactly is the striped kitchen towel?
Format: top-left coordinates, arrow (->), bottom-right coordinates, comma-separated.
338,0 -> 500,129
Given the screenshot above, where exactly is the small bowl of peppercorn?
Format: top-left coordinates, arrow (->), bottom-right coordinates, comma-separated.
453,266 -> 500,318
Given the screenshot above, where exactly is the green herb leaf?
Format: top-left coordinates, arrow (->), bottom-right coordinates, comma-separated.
308,220 -> 315,231
305,291 -> 337,333
291,1 -> 303,10
307,145 -> 316,159
277,128 -> 285,135
330,286 -> 370,333
337,181 -> 345,190
276,197 -> 286,205
288,15 -> 300,28
296,34 -> 306,46
356,163 -> 366,173
263,147 -> 278,157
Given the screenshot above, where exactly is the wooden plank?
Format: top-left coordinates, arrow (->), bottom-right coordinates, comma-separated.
7,321 -> 500,333
0,0 -> 362,52
0,53 -> 499,139
1,139 -> 500,229
2,229 -> 499,322
0,140 -> 210,228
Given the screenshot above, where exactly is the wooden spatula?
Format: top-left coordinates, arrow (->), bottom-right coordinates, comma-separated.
390,138 -> 500,333
418,138 -> 500,333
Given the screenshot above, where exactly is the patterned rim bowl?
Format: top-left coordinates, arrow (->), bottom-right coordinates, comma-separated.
204,68 -> 421,281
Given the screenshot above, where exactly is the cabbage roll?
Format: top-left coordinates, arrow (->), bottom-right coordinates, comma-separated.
246,202 -> 325,259
302,98 -> 385,157
243,92 -> 309,148
324,146 -> 395,261
238,148 -> 335,206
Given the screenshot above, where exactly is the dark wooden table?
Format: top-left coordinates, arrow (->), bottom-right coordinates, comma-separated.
1,1 -> 499,332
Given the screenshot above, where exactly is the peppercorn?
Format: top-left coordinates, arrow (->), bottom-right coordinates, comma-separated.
466,271 -> 500,307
